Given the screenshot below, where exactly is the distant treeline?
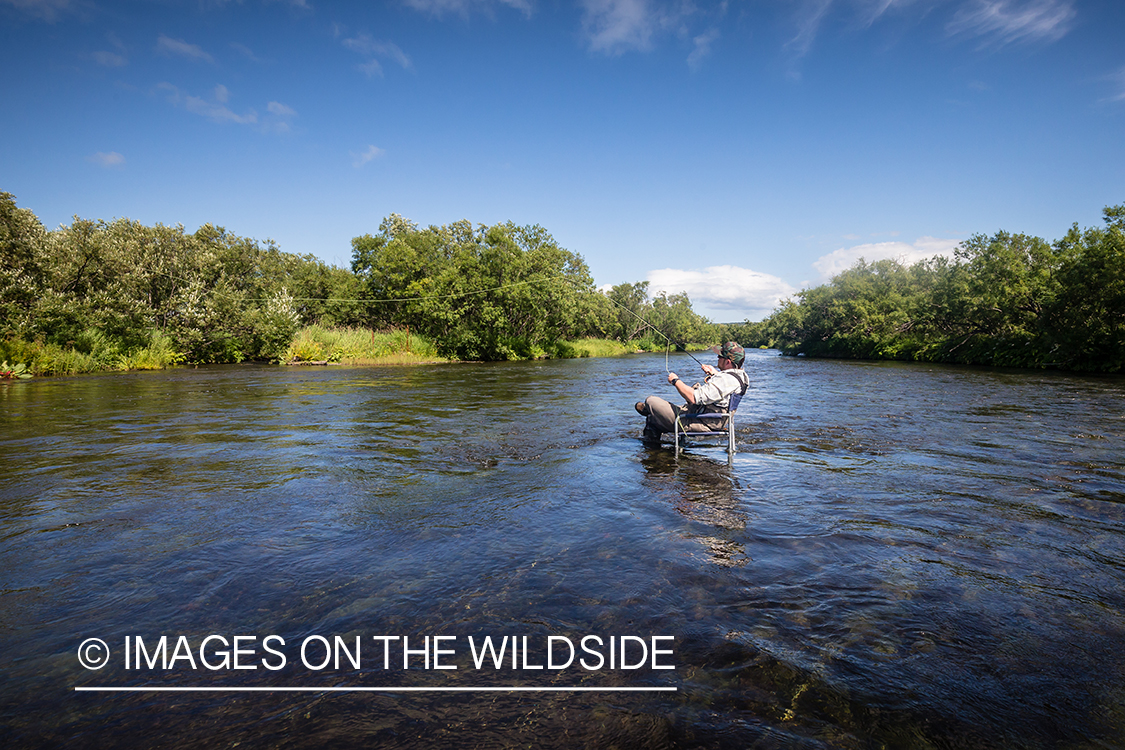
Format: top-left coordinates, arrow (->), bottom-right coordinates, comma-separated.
0,192 -> 715,371
745,204 -> 1125,373
6,189 -> 1118,375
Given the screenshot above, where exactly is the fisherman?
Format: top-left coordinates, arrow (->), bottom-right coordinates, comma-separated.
634,341 -> 749,445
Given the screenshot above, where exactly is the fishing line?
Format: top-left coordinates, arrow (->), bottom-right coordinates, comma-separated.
582,282 -> 707,373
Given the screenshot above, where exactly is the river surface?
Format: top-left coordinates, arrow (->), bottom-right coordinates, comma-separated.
2,350 -> 1124,749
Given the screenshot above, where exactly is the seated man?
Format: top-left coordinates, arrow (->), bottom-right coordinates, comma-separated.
635,341 -> 749,445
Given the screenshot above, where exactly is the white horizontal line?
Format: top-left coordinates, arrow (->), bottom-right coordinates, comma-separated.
75,686 -> 676,693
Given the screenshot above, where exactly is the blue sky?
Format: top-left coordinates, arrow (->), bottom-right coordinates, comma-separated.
2,0 -> 1122,321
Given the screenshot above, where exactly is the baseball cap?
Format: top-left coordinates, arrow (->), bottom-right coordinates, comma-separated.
709,341 -> 745,366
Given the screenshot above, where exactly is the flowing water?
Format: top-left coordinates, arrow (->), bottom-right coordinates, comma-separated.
2,350 -> 1123,748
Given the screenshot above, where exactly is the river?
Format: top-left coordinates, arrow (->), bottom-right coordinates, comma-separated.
1,350 -> 1123,748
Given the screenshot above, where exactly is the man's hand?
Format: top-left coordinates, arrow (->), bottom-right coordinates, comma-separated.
668,370 -> 696,404
701,363 -> 717,377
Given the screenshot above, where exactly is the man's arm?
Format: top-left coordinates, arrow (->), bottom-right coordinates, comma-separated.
666,371 -> 696,404
691,370 -> 738,407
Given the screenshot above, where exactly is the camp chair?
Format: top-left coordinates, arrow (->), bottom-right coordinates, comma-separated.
673,389 -> 743,459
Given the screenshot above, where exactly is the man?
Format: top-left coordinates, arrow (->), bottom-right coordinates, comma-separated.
635,341 -> 749,445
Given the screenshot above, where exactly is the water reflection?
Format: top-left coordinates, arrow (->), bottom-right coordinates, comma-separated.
640,450 -> 751,568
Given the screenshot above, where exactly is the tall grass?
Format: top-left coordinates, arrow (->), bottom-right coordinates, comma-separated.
285,326 -> 443,365
1,338 -> 102,375
115,331 -> 185,371
564,338 -> 631,357
1,330 -> 184,375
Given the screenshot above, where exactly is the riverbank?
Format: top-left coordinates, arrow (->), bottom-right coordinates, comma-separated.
0,327 -> 714,376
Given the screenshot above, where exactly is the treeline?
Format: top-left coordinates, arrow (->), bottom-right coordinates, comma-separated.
750,204 -> 1125,373
0,191 -> 361,370
0,192 -> 715,371
349,214 -> 713,360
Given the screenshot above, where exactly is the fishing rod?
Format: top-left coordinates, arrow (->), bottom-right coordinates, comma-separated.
673,341 -> 708,369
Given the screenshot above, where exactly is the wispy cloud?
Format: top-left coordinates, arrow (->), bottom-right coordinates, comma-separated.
1105,66 -> 1125,103
156,35 -> 215,63
784,0 -> 927,63
86,151 -> 125,168
687,27 -> 720,70
158,82 -> 258,125
813,236 -> 960,279
268,101 -> 296,117
92,32 -> 128,67
784,0 -> 1069,62
947,0 -> 1075,47
402,0 -> 533,19
786,0 -> 834,58
342,33 -> 412,77
1,0 -> 76,22
351,145 -> 385,168
647,265 -> 799,321
580,0 -> 662,55
263,101 -> 297,133
230,42 -> 265,63
855,0 -> 916,28
93,50 -> 127,67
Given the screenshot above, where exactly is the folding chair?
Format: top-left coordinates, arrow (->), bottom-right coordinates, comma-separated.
673,389 -> 743,459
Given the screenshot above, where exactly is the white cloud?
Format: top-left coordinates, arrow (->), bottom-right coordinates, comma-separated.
947,0 -> 1075,46
87,151 -> 125,168
158,82 -> 258,125
403,0 -> 533,18
156,35 -> 214,63
1103,66 -> 1125,103
358,59 -> 384,77
1,0 -> 75,21
92,32 -> 127,67
342,34 -> 412,78
783,0 -> 923,61
351,145 -> 385,168
813,236 -> 961,279
647,265 -> 799,321
267,101 -> 296,117
687,28 -> 719,70
580,0 -> 660,54
93,50 -> 127,67
230,42 -> 264,63
786,0 -> 834,58
214,84 -> 230,103
855,0 -> 917,27
782,0 -> 1071,61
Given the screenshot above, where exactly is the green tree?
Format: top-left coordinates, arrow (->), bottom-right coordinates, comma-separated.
350,215 -> 598,360
0,192 -> 47,338
1048,205 -> 1125,371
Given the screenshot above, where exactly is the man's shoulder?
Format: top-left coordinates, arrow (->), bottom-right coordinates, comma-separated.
718,368 -> 749,393
719,368 -> 748,384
